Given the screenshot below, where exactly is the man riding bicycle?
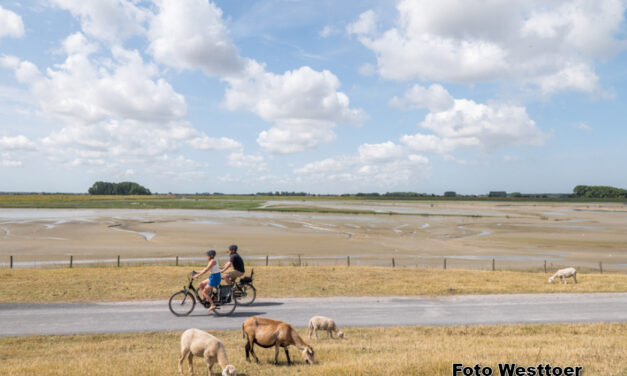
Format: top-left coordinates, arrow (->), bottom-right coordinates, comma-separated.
221,244 -> 245,285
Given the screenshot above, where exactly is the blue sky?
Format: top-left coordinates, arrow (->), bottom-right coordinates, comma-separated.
1,0 -> 626,194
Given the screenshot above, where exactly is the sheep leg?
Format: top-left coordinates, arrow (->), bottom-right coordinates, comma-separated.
328,329 -> 333,339
308,326 -> 312,339
248,340 -> 259,363
188,353 -> 194,375
178,349 -> 189,375
205,358 -> 213,376
314,328 -> 318,339
573,273 -> 577,284
245,341 -> 251,362
285,348 -> 292,365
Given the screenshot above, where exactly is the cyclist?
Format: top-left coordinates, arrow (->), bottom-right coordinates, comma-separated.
192,249 -> 221,312
221,244 -> 245,285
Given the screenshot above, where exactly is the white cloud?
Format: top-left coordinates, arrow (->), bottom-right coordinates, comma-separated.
0,5 -> 24,39
228,152 -> 265,169
400,85 -> 547,154
0,135 -> 36,150
576,122 -> 593,131
148,0 -> 245,76
1,159 -> 22,167
346,10 -> 377,36
295,142 -> 430,190
50,0 -> 147,43
224,61 -> 366,153
319,25 -> 338,38
358,63 -> 376,76
390,84 -> 454,112
188,134 -> 242,151
352,0 -> 627,94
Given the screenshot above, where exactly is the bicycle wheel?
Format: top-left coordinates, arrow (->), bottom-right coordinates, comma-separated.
235,283 -> 256,306
168,290 -> 196,316
213,289 -> 237,316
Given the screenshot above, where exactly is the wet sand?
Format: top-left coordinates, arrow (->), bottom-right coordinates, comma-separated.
1,201 -> 626,270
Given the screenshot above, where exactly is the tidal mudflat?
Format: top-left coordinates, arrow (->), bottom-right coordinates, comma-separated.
1,200 -> 626,270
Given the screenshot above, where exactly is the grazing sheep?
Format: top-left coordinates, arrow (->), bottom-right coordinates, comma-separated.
179,328 -> 236,376
242,316 -> 314,365
308,315 -> 344,339
548,267 -> 577,284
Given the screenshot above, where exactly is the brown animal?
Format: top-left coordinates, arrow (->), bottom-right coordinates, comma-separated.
242,316 -> 314,365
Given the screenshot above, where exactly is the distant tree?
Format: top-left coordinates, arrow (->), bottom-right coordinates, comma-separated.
573,185 -> 627,198
88,181 -> 151,195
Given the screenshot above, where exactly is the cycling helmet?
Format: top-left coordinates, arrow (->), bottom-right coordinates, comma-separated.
206,250 -> 216,257
229,244 -> 238,252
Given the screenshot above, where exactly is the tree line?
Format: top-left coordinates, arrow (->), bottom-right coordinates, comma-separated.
573,185 -> 627,198
88,181 -> 151,195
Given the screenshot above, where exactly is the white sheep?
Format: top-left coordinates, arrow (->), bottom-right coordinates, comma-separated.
308,315 -> 344,339
548,267 -> 577,284
179,328 -> 236,376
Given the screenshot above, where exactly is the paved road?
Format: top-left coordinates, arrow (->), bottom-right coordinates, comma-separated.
1,293 -> 626,337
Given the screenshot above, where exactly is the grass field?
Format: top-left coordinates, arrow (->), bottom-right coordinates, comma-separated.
1,265 -> 625,303
0,323 -> 625,375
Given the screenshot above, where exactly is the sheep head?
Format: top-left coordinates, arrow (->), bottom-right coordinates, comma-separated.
337,330 -> 345,339
222,365 -> 236,376
301,347 -> 314,364
548,276 -> 555,283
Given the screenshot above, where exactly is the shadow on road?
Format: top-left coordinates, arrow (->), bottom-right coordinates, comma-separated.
185,311 -> 266,318
248,302 -> 284,307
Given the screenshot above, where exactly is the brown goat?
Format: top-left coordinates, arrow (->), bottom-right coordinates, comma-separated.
242,316 -> 314,365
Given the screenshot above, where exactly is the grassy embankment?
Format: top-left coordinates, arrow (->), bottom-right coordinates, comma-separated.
0,324 -> 625,375
1,266 -> 626,303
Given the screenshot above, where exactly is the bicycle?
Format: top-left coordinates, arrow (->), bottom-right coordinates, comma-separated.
168,271 -> 237,317
232,268 -> 256,306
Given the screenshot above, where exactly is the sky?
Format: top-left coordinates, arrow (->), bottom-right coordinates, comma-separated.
1,0 -> 626,195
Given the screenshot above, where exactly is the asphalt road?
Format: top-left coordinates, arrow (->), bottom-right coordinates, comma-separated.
1,293 -> 626,337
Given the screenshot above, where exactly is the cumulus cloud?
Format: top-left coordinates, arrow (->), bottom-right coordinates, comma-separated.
228,152 -> 266,170
351,0 -> 626,94
50,0 -> 147,43
295,141 -> 430,189
0,135 -> 36,151
346,10 -> 377,36
399,85 -> 547,154
148,0 -> 245,76
224,61 -> 366,153
0,5 -> 24,39
389,83 -> 454,112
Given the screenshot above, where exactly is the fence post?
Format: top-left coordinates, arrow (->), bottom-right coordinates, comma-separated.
298,254 -> 301,267
599,261 -> 603,274
265,255 -> 269,267
176,256 -> 179,266
70,255 -> 73,269
544,260 -> 547,273
443,258 -> 447,270
492,258 -> 495,271
347,256 -> 350,267
10,255 -> 13,269
117,255 -> 120,267
392,257 -> 395,268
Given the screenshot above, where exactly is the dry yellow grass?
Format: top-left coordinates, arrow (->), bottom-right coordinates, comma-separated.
1,265 -> 626,303
0,323 -> 625,375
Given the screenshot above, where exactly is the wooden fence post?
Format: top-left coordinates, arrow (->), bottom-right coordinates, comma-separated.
492,258 -> 495,271
176,256 -> 179,266
443,258 -> 447,270
392,257 -> 396,268
544,260 -> 547,273
599,261 -> 603,274
117,255 -> 121,267
10,255 -> 13,269
265,255 -> 269,267
70,255 -> 73,268
347,256 -> 350,267
298,254 -> 302,267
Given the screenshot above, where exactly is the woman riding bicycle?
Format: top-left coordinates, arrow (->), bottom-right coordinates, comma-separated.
192,250 -> 221,312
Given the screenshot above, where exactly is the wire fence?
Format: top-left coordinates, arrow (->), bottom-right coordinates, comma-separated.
2,254 -> 625,274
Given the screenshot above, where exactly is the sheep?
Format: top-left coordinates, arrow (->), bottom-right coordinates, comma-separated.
242,316 -> 314,365
548,267 -> 577,284
178,328 -> 236,376
308,315 -> 344,339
